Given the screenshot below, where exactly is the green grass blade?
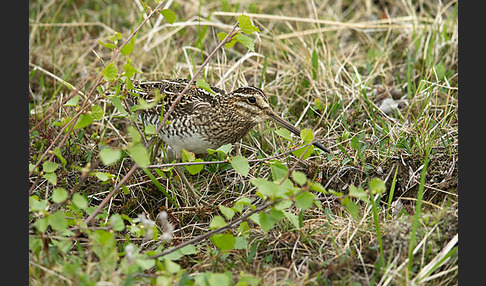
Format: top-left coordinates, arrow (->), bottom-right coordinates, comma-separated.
407,150 -> 431,276
142,168 -> 178,208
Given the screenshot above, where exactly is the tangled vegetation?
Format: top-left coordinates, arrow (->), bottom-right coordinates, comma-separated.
29,0 -> 457,284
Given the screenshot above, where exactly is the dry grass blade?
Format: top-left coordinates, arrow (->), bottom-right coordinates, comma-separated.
29,0 -> 457,284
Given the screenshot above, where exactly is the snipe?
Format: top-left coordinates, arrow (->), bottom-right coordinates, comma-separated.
121,79 -> 329,206
123,79 -> 330,157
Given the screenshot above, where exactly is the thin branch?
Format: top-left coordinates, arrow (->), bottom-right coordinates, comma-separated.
83,162 -> 139,225
82,20 -> 239,226
146,140 -> 321,169
147,139 -> 314,260
29,68 -> 90,134
28,1 -> 168,194
148,199 -> 276,260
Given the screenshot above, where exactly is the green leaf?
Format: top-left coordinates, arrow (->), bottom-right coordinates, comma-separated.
162,244 -> 199,261
349,185 -> 369,203
73,113 -> 94,129
43,161 -> 59,173
217,143 -> 232,154
182,149 -> 204,174
275,128 -> 293,142
233,197 -> 252,213
120,37 -> 136,56
123,61 -> 139,78
328,189 -> 344,196
235,33 -> 255,52
234,237 -> 248,250
209,215 -> 227,229
98,40 -> 115,50
207,143 -> 232,155
162,259 -> 180,273
181,149 -> 196,162
136,258 -> 156,271
128,143 -> 150,168
291,171 -> 307,186
52,187 -> 68,203
34,217 -> 49,233
351,136 -> 360,150
236,274 -> 261,286
274,199 -> 293,210
144,124 -> 156,135
237,14 -> 260,34
308,181 -> 328,194
295,191 -> 315,210
342,129 -> 350,141
109,96 -> 128,116
64,95 -> 79,107
218,32 -> 238,49
219,205 -> 235,220
184,159 -> 204,175
210,233 -> 235,251
195,271 -> 232,286
196,79 -> 215,95
369,178 -> 386,194
124,77 -> 134,90
72,193 -> 88,209
91,105 -> 104,120
254,208 -> 284,232
29,196 -> 48,212
93,171 -> 114,182
270,161 -> 288,181
180,244 -> 199,255
48,210 -> 68,232
53,147 -> 67,165
102,62 -> 118,82
127,126 -> 142,144
160,9 -> 176,24
109,213 -> 125,231
435,63 -> 446,80
292,144 -> 314,160
300,128 -> 314,143
229,156 -> 250,177
251,178 -> 279,199
283,211 -> 300,229
53,239 -> 73,254
110,32 -> 122,42
237,221 -> 250,237
342,197 -> 359,220
43,172 -> 57,185
99,147 -> 122,166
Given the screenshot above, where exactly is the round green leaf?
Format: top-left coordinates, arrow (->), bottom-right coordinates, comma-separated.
42,161 -> 59,173
99,147 -> 121,166
72,193 -> 88,209
52,187 -> 68,203
229,156 -> 249,177
210,233 -> 235,251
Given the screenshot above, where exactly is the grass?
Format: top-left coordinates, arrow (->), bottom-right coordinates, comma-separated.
29,0 -> 458,285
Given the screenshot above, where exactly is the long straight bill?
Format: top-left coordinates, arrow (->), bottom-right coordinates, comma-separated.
268,111 -> 330,153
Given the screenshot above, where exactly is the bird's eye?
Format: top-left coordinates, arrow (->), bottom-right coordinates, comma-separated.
247,96 -> 256,104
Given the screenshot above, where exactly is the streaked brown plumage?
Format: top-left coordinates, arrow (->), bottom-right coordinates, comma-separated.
123,79 -> 329,158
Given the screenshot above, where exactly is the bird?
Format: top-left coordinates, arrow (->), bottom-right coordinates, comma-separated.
121,79 -> 330,205
123,79 -> 330,156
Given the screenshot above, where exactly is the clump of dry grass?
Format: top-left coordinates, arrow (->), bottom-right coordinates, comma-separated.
29,0 -> 457,284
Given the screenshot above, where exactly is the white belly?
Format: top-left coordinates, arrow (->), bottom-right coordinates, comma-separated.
161,132 -> 216,155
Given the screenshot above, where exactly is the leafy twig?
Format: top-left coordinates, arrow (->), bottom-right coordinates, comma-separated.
146,140 -> 322,169
83,21 -> 239,226
147,137 -> 313,260
28,1 -> 168,194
